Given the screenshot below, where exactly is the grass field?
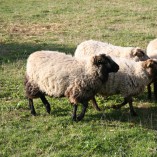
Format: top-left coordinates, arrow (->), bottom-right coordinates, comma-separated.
0,0 -> 157,156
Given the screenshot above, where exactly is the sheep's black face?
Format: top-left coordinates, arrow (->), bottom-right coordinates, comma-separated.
94,54 -> 119,73
93,54 -> 119,82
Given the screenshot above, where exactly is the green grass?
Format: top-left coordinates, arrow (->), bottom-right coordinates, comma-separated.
1,0 -> 157,156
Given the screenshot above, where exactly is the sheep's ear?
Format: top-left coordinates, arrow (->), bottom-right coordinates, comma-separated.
132,48 -> 145,57
93,54 -> 106,65
93,56 -> 101,65
143,59 -> 154,68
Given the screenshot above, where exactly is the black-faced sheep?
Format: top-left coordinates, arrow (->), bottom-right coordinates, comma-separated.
25,50 -> 119,121
75,49 -> 157,116
75,40 -> 149,61
146,38 -> 157,100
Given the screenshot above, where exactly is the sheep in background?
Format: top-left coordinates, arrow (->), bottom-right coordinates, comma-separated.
75,40 -> 149,61
147,38 -> 157,100
95,58 -> 157,116
25,50 -> 119,121
75,48 -> 157,116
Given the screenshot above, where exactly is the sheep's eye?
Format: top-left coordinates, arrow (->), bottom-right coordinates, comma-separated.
98,60 -> 102,64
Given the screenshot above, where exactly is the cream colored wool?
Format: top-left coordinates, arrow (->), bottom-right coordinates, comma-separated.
75,40 -> 148,61
147,38 -> 157,59
99,57 -> 151,98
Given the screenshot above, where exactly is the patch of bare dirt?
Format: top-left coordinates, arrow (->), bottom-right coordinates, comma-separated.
8,23 -> 63,36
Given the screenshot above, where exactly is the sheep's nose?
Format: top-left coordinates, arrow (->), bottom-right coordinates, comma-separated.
114,64 -> 119,72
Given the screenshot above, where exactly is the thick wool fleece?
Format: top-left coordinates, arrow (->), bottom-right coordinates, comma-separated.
99,57 -> 151,98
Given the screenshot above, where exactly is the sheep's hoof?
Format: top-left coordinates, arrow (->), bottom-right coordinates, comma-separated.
46,108 -> 51,114
31,111 -> 36,116
72,118 -> 77,121
77,115 -> 84,121
72,115 -> 77,121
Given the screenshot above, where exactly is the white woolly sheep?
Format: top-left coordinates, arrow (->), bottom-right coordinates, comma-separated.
25,50 -> 119,121
146,38 -> 157,100
75,40 -> 149,61
74,49 -> 157,116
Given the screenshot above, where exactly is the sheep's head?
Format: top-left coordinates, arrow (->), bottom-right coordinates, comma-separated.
91,54 -> 119,82
93,54 -> 119,72
142,59 -> 157,81
132,47 -> 149,61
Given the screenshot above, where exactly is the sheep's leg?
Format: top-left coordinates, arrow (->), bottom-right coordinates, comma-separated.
111,98 -> 128,109
40,95 -> 51,114
128,97 -> 137,116
77,102 -> 88,121
153,82 -> 157,101
111,97 -> 137,116
91,97 -> 101,111
28,98 -> 36,116
147,83 -> 152,100
72,104 -> 78,121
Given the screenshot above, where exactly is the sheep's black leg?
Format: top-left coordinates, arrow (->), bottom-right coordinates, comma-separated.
40,95 -> 51,114
153,82 -> 157,101
77,102 -> 88,121
72,104 -> 78,121
128,97 -> 137,116
147,84 -> 152,100
111,98 -> 128,109
91,97 -> 101,111
29,98 -> 36,116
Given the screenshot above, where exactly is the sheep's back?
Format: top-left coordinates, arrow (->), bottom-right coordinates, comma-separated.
75,40 -> 135,59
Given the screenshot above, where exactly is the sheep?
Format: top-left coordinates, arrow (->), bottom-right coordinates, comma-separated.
97,58 -> 157,116
25,50 -> 119,121
146,38 -> 157,100
74,50 -> 157,116
75,40 -> 149,61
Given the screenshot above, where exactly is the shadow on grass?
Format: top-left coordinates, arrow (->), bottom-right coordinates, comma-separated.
23,94 -> 157,130
134,90 -> 157,103
85,106 -> 157,130
23,98 -> 157,130
51,107 -> 70,117
0,42 -> 76,64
